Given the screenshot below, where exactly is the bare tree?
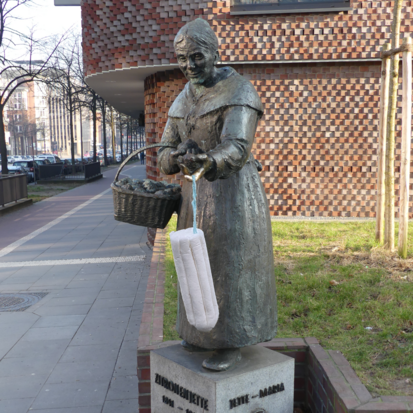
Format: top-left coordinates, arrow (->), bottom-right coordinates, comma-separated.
71,45 -> 98,162
76,83 -> 98,163
117,112 -> 127,161
109,105 -> 116,161
7,110 -> 37,155
97,96 -> 108,166
0,1 -> 64,174
45,35 -> 84,168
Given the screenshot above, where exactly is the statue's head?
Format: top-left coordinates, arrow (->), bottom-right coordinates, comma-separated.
174,19 -> 219,85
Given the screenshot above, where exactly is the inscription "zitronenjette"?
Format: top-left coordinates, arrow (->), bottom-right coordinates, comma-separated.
154,373 -> 209,411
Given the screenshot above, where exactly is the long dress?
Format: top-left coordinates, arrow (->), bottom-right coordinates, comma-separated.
158,66 -> 277,349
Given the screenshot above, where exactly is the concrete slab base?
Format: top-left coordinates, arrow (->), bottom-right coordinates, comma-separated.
150,343 -> 295,413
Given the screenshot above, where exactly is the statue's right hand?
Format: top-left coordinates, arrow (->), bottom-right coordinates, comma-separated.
170,139 -> 204,166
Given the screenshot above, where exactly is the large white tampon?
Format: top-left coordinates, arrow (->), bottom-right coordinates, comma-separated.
169,176 -> 219,332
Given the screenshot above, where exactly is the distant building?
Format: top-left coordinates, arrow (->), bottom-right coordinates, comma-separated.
1,75 -> 95,158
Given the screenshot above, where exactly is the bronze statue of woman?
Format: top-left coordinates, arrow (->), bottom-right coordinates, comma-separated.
158,18 -> 277,371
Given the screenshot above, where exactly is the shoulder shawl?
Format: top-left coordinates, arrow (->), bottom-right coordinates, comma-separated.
168,67 -> 263,119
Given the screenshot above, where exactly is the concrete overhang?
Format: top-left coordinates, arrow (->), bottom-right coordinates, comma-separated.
54,0 -> 81,5
85,64 -> 179,119
84,58 -> 383,119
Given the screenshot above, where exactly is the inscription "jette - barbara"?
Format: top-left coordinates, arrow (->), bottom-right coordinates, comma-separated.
229,382 -> 285,409
154,373 -> 209,411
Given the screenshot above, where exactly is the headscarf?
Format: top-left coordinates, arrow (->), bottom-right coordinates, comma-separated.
174,18 -> 218,54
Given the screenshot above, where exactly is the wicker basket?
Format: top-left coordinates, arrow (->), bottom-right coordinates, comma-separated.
111,143 -> 179,229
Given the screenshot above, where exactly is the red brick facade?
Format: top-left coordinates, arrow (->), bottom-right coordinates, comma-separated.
81,0 -> 413,217
81,0 -> 413,74
144,63 -> 410,217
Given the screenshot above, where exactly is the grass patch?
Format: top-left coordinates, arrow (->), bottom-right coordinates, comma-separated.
27,182 -> 85,203
163,219 -> 413,396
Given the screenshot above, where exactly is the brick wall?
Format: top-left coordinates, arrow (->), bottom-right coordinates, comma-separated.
144,69 -> 185,183
81,0 -> 413,218
144,62 -> 412,218
81,0 -> 413,75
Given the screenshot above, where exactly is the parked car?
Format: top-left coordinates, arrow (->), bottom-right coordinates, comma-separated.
37,154 -> 62,164
75,157 -> 86,166
8,155 -> 23,163
12,161 -> 40,181
98,155 -> 112,166
73,158 -> 82,172
34,158 -> 51,165
33,159 -> 52,178
7,164 -> 30,183
61,159 -> 74,174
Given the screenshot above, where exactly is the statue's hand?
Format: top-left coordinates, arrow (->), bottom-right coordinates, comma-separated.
169,139 -> 204,168
178,153 -> 214,182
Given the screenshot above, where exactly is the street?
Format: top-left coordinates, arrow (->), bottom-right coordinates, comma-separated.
0,163 -> 150,413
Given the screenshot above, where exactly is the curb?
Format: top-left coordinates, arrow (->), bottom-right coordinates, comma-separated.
0,198 -> 33,216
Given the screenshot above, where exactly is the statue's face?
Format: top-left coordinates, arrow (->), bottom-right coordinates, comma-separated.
175,38 -> 217,85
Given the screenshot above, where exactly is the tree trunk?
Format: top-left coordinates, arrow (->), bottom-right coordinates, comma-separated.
126,121 -> 129,155
68,76 -> 75,169
397,36 -> 412,259
126,120 -> 132,156
119,116 -> 123,162
376,43 -> 391,242
102,100 -> 107,166
110,107 -> 116,161
80,106 -> 84,163
384,0 -> 403,251
0,105 -> 8,175
92,92 -> 97,163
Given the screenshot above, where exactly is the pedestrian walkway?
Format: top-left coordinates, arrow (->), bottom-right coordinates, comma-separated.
0,164 -> 150,413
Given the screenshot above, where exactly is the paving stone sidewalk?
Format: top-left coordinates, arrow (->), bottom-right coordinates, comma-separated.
0,166 -> 151,413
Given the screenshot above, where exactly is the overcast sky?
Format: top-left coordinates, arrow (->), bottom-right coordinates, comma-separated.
11,0 -> 81,40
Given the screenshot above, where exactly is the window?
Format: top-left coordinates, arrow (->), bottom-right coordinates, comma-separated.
230,0 -> 350,14
16,125 -> 22,133
14,114 -> 22,121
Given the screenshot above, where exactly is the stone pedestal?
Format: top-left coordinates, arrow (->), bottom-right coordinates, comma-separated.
150,344 -> 294,413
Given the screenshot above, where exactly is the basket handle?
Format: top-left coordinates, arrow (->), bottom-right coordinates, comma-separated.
114,143 -> 177,182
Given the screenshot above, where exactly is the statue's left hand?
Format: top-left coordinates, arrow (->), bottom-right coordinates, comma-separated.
178,153 -> 214,182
